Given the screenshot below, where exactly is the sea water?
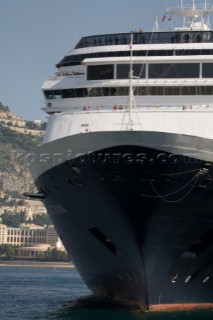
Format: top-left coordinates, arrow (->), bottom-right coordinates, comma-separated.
0,266 -> 212,320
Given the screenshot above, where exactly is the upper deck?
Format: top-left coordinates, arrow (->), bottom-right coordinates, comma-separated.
74,31 -> 213,49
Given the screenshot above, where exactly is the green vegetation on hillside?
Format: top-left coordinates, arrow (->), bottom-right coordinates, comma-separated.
0,122 -> 42,151
0,102 -> 10,112
1,211 -> 27,228
0,101 -> 45,197
32,214 -> 52,226
0,144 -> 14,171
0,211 -> 52,228
25,121 -> 47,131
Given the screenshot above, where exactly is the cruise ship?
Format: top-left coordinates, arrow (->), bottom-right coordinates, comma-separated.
28,0 -> 213,309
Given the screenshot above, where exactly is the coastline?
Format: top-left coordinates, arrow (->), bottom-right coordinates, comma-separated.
0,260 -> 75,268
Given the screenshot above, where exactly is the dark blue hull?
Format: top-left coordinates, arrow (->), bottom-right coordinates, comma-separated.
35,145 -> 213,308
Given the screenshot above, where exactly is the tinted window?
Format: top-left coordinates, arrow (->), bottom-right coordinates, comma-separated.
43,85 -> 213,99
87,65 -> 114,80
197,86 -> 213,94
117,64 -> 145,79
75,31 -> 213,49
62,89 -> 75,98
44,90 -> 62,99
149,63 -> 199,78
202,63 -> 213,78
75,88 -> 87,97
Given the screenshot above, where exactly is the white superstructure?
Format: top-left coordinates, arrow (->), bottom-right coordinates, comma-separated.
40,1 -> 213,154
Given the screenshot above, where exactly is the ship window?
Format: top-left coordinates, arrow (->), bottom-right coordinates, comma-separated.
117,64 -> 129,79
181,86 -> 196,95
165,87 -> 180,95
88,87 -> 102,96
149,63 -> 199,78
197,86 -> 213,95
149,87 -> 165,95
43,85 -> 213,100
75,31 -> 213,49
44,90 -> 54,99
117,64 -> 145,79
87,87 -> 129,97
88,87 -> 116,96
117,87 -> 129,95
75,88 -> 87,97
57,49 -> 213,68
54,90 -> 63,99
43,90 -> 62,99
87,65 -> 114,80
202,63 -> 213,78
62,89 -> 75,98
135,87 -> 148,95
89,227 -> 117,255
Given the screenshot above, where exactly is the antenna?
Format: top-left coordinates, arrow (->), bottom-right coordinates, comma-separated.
166,0 -> 213,31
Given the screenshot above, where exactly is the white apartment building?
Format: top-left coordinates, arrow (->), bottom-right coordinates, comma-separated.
0,223 -> 63,249
0,224 -> 7,244
46,225 -> 59,247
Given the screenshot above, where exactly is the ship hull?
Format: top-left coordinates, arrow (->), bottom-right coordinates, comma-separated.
30,131 -> 213,308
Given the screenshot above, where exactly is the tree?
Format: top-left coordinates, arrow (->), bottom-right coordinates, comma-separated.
50,248 -> 69,261
17,199 -> 26,206
0,122 -> 43,151
0,102 -> 10,112
0,244 -> 15,260
33,214 -> 52,226
25,121 -> 40,130
45,247 -> 52,260
1,211 -> 26,227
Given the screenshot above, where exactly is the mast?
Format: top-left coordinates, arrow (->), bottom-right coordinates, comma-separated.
166,0 -> 213,31
128,31 -> 134,131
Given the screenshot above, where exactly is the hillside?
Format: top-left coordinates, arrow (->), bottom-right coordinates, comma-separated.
0,102 -> 45,200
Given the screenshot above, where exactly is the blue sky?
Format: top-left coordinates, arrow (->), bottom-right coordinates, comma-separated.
1,0 -> 176,121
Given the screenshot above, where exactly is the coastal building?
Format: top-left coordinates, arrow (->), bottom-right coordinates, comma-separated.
15,244 -> 51,259
0,205 -> 27,215
46,225 -> 59,247
7,224 -> 46,246
0,223 -> 64,250
0,224 -> 7,244
0,203 -> 47,217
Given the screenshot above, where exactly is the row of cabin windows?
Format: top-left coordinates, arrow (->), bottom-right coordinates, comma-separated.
87,63 -> 213,80
75,31 -> 213,49
57,50 -> 213,67
44,86 -> 213,99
